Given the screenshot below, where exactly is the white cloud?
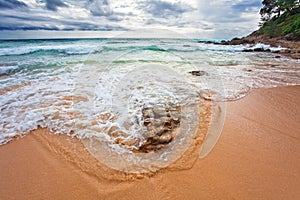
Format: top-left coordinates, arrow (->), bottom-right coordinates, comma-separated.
196,0 -> 261,38
0,0 -> 262,39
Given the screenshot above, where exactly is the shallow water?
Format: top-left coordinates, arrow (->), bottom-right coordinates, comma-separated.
0,38 -> 299,172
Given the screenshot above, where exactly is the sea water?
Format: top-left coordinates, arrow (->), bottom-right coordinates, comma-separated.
0,38 -> 299,172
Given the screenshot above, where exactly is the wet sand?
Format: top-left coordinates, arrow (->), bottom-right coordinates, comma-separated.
0,86 -> 299,199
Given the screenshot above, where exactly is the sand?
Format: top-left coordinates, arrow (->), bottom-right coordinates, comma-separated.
0,86 -> 299,199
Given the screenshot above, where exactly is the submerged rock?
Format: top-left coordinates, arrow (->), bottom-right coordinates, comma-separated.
138,104 -> 181,153
188,70 -> 208,76
242,48 -> 271,52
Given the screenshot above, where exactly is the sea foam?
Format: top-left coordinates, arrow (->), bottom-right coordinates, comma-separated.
0,38 -> 299,171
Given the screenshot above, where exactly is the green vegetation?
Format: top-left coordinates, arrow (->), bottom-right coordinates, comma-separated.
258,0 -> 300,38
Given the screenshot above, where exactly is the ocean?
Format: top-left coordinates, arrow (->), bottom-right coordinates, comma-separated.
0,38 -> 299,172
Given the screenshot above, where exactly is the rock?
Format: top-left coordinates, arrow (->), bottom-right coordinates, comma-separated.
142,108 -> 154,118
153,106 -> 168,117
137,104 -> 181,152
155,126 -> 169,136
142,130 -> 156,138
158,133 -> 172,143
242,49 -> 253,52
229,37 -> 242,45
140,144 -> 165,153
220,37 -> 256,46
153,118 -> 164,127
284,32 -> 300,41
198,40 -> 219,44
138,132 -> 173,153
220,40 -> 229,45
243,47 -> 271,52
143,118 -> 152,126
205,41 -> 220,45
188,70 -> 208,76
280,49 -> 291,53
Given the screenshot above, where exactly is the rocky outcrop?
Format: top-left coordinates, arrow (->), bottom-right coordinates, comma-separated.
221,33 -> 300,59
220,37 -> 256,45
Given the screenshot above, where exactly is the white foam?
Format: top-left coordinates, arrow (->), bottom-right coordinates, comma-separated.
244,43 -> 286,52
0,41 -> 100,56
0,65 -> 19,74
0,39 -> 299,150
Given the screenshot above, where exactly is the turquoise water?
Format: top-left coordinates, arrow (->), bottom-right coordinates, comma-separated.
0,38 -> 299,162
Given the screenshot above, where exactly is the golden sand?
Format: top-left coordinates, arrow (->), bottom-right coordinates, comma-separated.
0,86 -> 299,199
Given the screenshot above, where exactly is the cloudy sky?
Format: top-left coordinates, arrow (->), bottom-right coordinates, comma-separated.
0,0 -> 262,39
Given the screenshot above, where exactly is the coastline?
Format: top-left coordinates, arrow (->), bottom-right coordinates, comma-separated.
0,86 -> 299,199
222,34 -> 300,59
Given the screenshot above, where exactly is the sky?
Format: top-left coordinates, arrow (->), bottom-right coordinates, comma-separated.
0,0 -> 263,39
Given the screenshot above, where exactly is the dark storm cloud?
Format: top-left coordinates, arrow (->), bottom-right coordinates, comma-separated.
0,13 -> 53,22
0,26 -> 60,31
0,0 -> 127,31
44,0 -> 68,11
0,0 -> 27,9
141,0 -> 193,18
0,11 -> 127,31
61,20 -> 128,31
0,14 -> 60,30
0,0 -> 194,32
0,22 -> 123,31
88,0 -> 113,16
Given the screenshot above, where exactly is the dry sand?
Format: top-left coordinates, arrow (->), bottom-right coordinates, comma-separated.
0,86 -> 299,199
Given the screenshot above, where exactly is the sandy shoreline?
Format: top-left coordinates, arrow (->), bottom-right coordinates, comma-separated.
0,86 -> 299,199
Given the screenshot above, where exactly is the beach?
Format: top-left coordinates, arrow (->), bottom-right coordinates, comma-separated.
1,85 -> 299,199
1,1 -> 300,199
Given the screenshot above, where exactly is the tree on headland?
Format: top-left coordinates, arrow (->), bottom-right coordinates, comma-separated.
224,0 -> 300,46
260,0 -> 300,24
257,0 -> 300,39
260,0 -> 275,23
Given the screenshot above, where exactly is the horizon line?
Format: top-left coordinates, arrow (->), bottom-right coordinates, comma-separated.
0,30 -> 232,41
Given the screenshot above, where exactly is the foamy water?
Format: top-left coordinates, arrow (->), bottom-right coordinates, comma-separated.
0,38 -> 299,172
